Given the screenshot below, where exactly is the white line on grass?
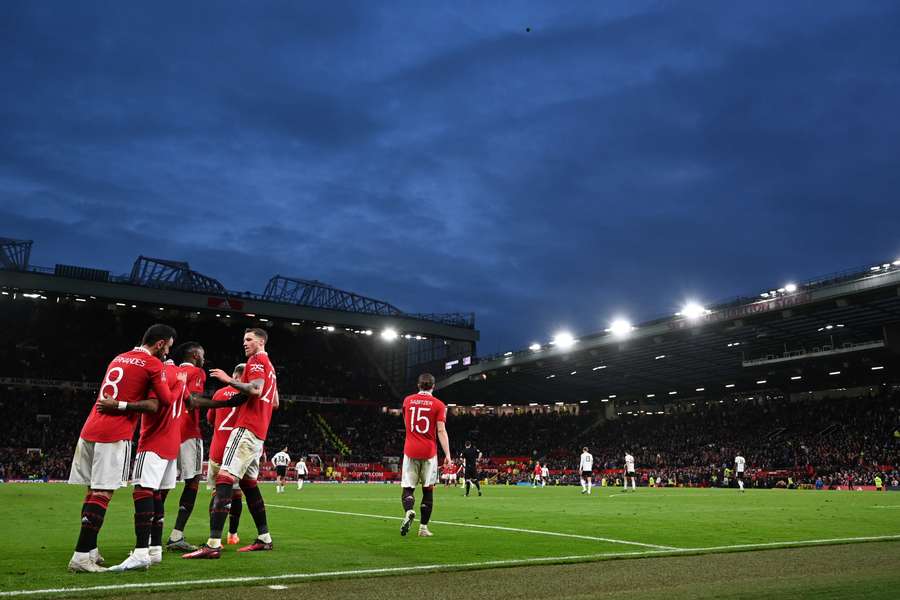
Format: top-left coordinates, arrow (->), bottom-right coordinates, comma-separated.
871,505 -> 900,509
4,534 -> 900,597
267,503 -> 679,550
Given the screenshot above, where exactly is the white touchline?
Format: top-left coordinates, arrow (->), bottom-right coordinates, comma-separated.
5,535 -> 900,597
267,504 -> 680,550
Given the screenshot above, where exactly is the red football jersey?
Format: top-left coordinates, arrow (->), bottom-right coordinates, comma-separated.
80,347 -> 172,443
234,352 -> 277,441
137,363 -> 187,460
534,465 -> 542,476
178,364 -> 207,441
402,391 -> 446,460
207,386 -> 240,464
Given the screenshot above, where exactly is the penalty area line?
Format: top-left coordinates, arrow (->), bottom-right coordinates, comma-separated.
267,504 -> 679,550
5,535 -> 900,597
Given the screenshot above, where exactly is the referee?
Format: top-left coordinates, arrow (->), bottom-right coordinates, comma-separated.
461,441 -> 482,497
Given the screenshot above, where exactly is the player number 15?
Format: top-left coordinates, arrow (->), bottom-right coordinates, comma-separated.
409,406 -> 431,434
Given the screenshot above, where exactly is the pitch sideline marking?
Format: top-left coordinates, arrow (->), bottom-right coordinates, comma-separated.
267,503 -> 680,550
4,535 -> 900,597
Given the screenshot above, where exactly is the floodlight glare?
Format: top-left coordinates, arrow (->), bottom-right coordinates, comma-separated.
681,302 -> 707,320
380,328 -> 398,341
784,283 -> 798,293
551,331 -> 576,349
609,318 -> 633,337
529,343 -> 542,351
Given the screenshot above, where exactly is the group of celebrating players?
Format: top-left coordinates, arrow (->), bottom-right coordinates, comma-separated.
67,324 -> 279,572
64,321 -> 749,573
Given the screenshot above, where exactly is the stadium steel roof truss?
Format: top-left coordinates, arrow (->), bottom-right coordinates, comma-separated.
0,238 -> 32,271
129,256 -> 227,294
264,275 -> 404,316
439,268 -> 900,405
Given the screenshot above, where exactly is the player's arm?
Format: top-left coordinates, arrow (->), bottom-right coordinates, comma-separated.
437,420 -> 451,467
188,392 -> 250,409
209,368 -> 264,397
148,366 -> 186,406
96,393 -> 160,414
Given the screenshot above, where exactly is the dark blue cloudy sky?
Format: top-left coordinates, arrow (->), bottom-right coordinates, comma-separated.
2,1 -> 899,353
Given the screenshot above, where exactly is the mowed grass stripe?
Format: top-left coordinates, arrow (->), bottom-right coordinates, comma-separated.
267,503 -> 681,550
4,536 -> 900,597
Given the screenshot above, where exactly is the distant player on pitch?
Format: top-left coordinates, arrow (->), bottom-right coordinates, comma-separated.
271,447 -> 291,493
541,464 -> 549,487
735,452 -> 746,492
579,447 -> 593,494
533,462 -> 542,487
399,373 -> 451,538
296,457 -> 308,490
461,441 -> 482,496
623,451 -> 637,491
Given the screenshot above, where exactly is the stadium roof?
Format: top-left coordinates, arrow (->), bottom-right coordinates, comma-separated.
438,260 -> 900,405
0,238 -> 478,343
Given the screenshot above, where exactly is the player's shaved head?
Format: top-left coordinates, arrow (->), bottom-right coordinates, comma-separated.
417,372 -> 435,391
233,363 -> 246,377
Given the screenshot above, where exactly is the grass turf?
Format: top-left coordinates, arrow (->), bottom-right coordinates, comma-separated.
1,483 -> 898,598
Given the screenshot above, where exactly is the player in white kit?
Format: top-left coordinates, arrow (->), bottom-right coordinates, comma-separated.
296,458 -> 308,490
540,465 -> 549,487
735,453 -> 746,492
579,447 -> 593,494
271,448 -> 291,493
624,452 -> 637,491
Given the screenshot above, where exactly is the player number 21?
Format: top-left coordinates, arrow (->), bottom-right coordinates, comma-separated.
409,406 -> 431,434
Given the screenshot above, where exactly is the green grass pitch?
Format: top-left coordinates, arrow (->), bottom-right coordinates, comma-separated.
1,483 -> 899,599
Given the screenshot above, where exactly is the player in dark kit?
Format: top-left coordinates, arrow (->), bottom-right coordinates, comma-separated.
461,441 -> 482,497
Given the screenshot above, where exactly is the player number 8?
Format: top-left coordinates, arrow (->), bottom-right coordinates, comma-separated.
100,367 -> 125,400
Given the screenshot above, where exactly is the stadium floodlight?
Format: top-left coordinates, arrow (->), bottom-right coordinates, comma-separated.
884,264 -> 891,268
380,328 -> 398,341
893,259 -> 900,266
609,318 -> 633,337
756,380 -> 767,385
646,393 -> 655,398
528,402 -> 538,406
608,394 -> 617,398
592,365 -> 607,371
668,391 -> 677,395
601,398 -> 609,403
829,370 -> 841,375
871,366 -> 884,370
870,266 -> 881,271
546,374 -> 556,379
325,325 -> 335,332
528,343 -> 541,351
784,283 -> 798,293
474,403 -> 484,407
791,375 -> 802,380
579,400 -> 589,404
555,402 -> 564,406
503,351 -> 513,357
76,298 -> 87,303
695,387 -> 705,392
570,371 -> 577,375
447,404 -> 456,407
551,331 -> 576,349
680,302 -> 708,320
725,383 -> 735,388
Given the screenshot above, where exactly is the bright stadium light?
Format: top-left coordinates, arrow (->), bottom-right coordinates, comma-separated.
893,259 -> 900,266
503,351 -> 513,357
609,318 -> 633,337
784,283 -> 798,293
529,343 -> 541,351
551,331 -> 576,349
791,375 -> 802,380
381,328 -> 398,341
681,302 -> 708,320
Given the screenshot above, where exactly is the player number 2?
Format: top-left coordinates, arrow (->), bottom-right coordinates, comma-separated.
409,406 -> 431,434
218,407 -> 237,431
100,367 -> 124,400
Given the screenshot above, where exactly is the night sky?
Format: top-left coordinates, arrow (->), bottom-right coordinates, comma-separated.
3,1 -> 899,354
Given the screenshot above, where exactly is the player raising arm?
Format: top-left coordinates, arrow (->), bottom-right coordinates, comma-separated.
183,328 -> 279,558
